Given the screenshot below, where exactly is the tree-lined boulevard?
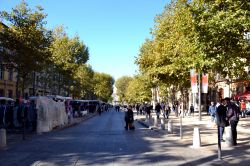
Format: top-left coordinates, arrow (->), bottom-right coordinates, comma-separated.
1,108 -> 250,166
1,1 -> 250,165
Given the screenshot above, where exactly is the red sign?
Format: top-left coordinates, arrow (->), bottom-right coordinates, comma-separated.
190,69 -> 198,93
202,73 -> 208,93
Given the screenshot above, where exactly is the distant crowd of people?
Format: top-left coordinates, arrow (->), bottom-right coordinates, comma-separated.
128,102 -> 195,120
122,102 -> 184,131
120,98 -> 249,145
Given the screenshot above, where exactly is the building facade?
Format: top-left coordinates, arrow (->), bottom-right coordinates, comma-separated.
0,64 -> 17,98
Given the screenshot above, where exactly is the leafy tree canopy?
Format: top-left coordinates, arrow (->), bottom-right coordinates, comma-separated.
93,72 -> 114,102
115,76 -> 133,102
0,1 -> 52,75
190,0 -> 250,79
125,75 -> 152,104
137,0 -> 250,91
136,0 -> 198,89
50,26 -> 89,73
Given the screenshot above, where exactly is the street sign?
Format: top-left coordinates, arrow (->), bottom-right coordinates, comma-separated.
202,73 -> 208,93
244,32 -> 250,40
190,69 -> 198,93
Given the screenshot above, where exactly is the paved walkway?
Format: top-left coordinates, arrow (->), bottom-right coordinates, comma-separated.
1,109 -> 250,165
2,113 -> 97,148
135,111 -> 250,165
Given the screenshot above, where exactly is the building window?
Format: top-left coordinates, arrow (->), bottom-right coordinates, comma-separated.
8,68 -> 13,81
0,66 -> 4,80
0,89 -> 4,97
8,90 -> 13,98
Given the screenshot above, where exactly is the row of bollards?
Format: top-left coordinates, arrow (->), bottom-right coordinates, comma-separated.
149,115 -> 234,153
148,115 -> 174,133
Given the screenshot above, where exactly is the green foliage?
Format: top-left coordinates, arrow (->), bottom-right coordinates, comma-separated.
191,0 -> 250,79
50,26 -> 89,72
136,0 -> 197,89
93,72 -> 114,102
69,65 -> 94,98
0,1 -> 52,94
137,0 -> 250,94
49,26 -> 92,98
0,2 -> 52,71
0,1 -> 116,99
115,76 -> 133,102
125,75 -> 152,104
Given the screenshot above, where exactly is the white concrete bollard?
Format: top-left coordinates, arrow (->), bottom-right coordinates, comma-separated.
154,116 -> 158,127
225,127 -> 233,147
193,127 -> 201,148
0,129 -> 7,149
149,115 -> 153,125
161,119 -> 165,130
165,124 -> 168,131
145,114 -> 149,124
168,120 -> 173,134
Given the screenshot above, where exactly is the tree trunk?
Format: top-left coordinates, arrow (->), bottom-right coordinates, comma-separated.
21,73 -> 27,99
16,68 -> 20,99
32,71 -> 36,96
58,74 -> 61,95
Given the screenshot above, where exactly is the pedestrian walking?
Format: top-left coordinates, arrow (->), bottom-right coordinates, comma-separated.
209,102 -> 217,127
216,99 -> 228,142
173,104 -> 177,117
136,104 -> 140,115
225,98 -> 241,146
190,104 -> 194,116
240,99 -> 246,118
146,104 -> 152,119
246,101 -> 250,116
164,103 -> 170,119
155,103 -> 161,119
124,105 -> 134,130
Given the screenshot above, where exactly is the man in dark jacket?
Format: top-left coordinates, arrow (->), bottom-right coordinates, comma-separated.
155,103 -> 162,119
225,98 -> 240,146
124,106 -> 134,130
146,104 -> 152,119
216,99 -> 228,142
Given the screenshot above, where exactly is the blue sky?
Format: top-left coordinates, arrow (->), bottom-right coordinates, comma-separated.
0,0 -> 169,80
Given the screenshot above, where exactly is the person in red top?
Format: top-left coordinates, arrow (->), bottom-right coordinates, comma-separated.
240,99 -> 246,118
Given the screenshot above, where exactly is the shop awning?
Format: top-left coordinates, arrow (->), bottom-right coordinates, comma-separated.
234,91 -> 250,101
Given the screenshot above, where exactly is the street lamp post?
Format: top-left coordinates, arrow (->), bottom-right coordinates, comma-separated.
190,69 -> 201,120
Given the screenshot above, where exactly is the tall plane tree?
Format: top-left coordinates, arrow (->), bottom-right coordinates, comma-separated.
0,1 -> 52,97
50,26 -> 89,96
